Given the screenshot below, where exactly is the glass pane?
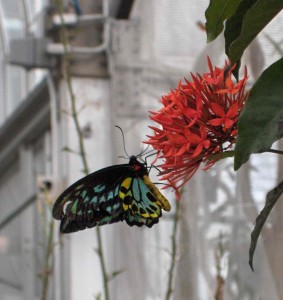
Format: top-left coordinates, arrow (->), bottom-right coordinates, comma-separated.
0,0 -> 27,118
153,0 -> 210,68
0,225 -> 23,300
1,0 -> 25,38
25,0 -> 49,93
0,0 -> 48,122
26,0 -> 47,37
5,65 -> 25,117
26,0 -> 47,21
0,36 -> 4,125
0,164 -> 24,300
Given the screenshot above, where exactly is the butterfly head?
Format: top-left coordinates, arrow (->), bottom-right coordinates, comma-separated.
129,155 -> 148,176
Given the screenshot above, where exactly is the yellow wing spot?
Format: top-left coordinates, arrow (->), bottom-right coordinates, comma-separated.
148,211 -> 159,218
140,212 -> 151,218
119,177 -> 132,199
120,177 -> 134,212
123,177 -> 132,188
143,176 -> 171,211
123,203 -> 129,211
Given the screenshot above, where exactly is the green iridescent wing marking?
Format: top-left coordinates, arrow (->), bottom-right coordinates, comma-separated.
52,157 -> 170,233
119,177 -> 163,227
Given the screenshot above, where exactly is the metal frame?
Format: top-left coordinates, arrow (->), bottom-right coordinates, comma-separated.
0,77 -> 50,175
47,0 -> 110,55
0,5 -> 9,121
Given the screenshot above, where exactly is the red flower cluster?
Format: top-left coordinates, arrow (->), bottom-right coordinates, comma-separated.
146,58 -> 249,191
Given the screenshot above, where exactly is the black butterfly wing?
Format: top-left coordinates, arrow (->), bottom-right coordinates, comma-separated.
52,164 -> 130,233
53,160 -> 171,233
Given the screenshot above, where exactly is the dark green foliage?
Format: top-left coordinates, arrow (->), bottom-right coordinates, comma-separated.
234,57 -> 283,170
205,0 -> 244,42
249,181 -> 283,270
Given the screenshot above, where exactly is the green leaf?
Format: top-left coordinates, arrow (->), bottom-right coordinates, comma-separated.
228,0 -> 283,63
225,0 -> 257,57
108,269 -> 126,282
234,57 -> 283,170
249,181 -> 283,271
224,0 -> 258,78
205,0 -> 244,42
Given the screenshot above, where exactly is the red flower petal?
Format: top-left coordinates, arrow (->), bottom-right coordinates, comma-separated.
145,57 -> 249,194
208,118 -> 225,126
211,102 -> 225,117
226,102 -> 239,118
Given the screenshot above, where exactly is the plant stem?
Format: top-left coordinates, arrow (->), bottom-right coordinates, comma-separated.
55,0 -> 88,175
97,225 -> 110,300
55,1 -> 110,299
266,149 -> 283,155
165,199 -> 180,300
42,219 -> 54,300
214,235 -> 225,300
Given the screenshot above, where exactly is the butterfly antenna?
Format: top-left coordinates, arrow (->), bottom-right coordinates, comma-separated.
150,163 -> 162,174
153,182 -> 172,188
143,150 -> 159,166
115,125 -> 130,158
118,155 -> 128,160
137,145 -> 150,158
144,150 -> 158,160
140,155 -> 161,174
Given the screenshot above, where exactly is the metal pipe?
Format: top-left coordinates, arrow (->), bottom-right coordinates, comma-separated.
47,0 -> 110,56
46,38 -> 107,55
0,195 -> 36,231
47,73 -> 62,300
52,13 -> 106,26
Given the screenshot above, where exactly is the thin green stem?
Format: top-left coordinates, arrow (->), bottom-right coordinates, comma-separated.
214,235 -> 225,300
55,0 -> 88,174
42,219 -> 54,300
97,226 -> 110,300
55,1 -> 110,299
165,198 -> 181,300
266,149 -> 283,155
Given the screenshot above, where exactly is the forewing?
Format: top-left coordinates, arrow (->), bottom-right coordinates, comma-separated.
52,164 -> 130,233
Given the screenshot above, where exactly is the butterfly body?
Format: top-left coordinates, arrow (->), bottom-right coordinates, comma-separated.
52,156 -> 171,233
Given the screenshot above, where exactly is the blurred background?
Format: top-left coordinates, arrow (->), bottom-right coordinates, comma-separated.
0,0 -> 283,299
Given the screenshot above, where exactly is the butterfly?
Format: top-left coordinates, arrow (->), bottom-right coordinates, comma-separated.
52,155 -> 171,233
